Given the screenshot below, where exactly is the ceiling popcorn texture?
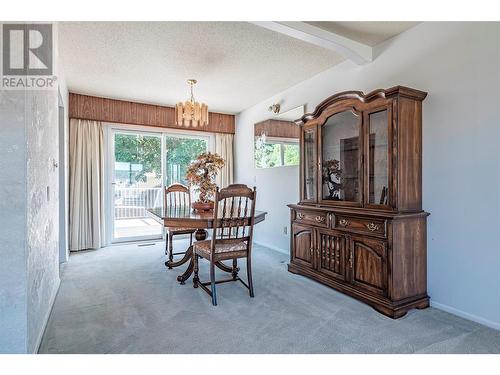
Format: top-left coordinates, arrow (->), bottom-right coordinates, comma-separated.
58,22 -> 417,114
59,22 -> 343,114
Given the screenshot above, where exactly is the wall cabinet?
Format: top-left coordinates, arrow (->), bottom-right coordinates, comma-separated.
288,86 -> 430,318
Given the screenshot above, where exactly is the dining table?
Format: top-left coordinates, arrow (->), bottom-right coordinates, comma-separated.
147,206 -> 267,284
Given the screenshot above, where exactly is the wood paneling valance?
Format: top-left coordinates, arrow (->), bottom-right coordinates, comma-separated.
254,119 -> 300,139
69,93 -> 235,134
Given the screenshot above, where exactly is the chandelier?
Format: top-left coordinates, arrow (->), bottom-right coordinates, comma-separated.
175,79 -> 209,128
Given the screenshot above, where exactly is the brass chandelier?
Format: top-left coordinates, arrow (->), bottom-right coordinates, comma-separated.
175,79 -> 209,128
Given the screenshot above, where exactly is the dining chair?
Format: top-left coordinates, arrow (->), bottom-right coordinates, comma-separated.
164,183 -> 196,266
192,184 -> 257,306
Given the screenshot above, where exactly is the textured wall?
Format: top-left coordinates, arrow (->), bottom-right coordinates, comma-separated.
0,88 -> 60,353
25,91 -> 60,353
0,91 -> 28,353
0,20 -> 61,351
235,22 -> 500,329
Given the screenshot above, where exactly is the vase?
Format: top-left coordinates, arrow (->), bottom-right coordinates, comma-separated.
192,201 -> 214,212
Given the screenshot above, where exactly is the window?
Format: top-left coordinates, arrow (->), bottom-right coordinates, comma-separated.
165,134 -> 209,186
255,136 -> 300,168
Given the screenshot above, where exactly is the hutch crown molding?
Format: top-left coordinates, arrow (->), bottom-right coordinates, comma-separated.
288,86 -> 429,318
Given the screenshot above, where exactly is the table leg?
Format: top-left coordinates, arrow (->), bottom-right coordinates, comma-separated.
176,246 -> 194,285
165,228 -> 207,270
172,228 -> 238,284
165,247 -> 191,269
174,228 -> 207,284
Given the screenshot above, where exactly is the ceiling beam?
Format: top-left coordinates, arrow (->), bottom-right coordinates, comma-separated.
251,21 -> 373,65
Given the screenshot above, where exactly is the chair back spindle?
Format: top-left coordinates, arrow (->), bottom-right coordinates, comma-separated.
164,183 -> 191,212
211,184 -> 257,256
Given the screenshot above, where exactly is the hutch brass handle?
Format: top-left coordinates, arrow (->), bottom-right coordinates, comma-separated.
315,215 -> 325,223
339,219 -> 349,227
348,251 -> 353,269
297,213 -> 305,220
366,223 -> 380,232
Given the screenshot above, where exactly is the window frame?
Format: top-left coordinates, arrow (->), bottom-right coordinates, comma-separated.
254,135 -> 300,169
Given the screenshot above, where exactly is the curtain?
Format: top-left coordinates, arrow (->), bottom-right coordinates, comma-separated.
69,119 -> 105,251
215,133 -> 234,188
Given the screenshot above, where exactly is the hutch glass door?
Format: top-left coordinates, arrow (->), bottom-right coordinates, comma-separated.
302,126 -> 317,202
367,109 -> 389,206
320,110 -> 361,204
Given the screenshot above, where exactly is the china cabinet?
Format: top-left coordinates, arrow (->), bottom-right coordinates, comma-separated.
288,86 -> 429,318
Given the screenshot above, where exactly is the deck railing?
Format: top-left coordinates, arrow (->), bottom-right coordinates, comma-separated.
114,187 -> 162,219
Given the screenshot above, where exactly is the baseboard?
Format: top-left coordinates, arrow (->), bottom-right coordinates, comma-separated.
431,301 -> 500,331
33,276 -> 61,353
254,241 -> 288,255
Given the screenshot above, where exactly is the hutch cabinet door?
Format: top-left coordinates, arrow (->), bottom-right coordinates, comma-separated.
301,124 -> 317,203
291,223 -> 315,269
318,109 -> 363,207
316,228 -> 346,281
348,236 -> 388,296
364,107 -> 392,209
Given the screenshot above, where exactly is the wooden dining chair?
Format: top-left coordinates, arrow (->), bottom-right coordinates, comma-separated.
192,184 -> 257,306
164,183 -> 196,266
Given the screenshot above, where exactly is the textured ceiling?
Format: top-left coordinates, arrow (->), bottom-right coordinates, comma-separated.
305,21 -> 420,46
58,22 -> 418,114
58,22 -> 344,114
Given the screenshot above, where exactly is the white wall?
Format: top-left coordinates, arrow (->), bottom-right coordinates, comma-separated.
0,22 -> 62,353
235,22 -> 500,329
25,89 -> 60,354
0,86 -> 60,354
0,90 -> 28,353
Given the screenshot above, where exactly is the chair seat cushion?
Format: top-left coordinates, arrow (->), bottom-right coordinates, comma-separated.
193,239 -> 247,257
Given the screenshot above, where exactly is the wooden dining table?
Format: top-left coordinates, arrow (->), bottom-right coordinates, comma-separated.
147,206 -> 267,284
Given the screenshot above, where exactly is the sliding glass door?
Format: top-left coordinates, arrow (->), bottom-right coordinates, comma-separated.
165,134 -> 208,187
108,127 -> 212,243
111,131 -> 163,242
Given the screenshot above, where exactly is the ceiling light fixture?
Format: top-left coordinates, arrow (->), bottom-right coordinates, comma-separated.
175,79 -> 209,128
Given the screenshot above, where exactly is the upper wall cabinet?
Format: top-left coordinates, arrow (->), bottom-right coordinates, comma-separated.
297,86 -> 427,212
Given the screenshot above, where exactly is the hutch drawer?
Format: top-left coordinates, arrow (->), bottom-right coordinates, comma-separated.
293,209 -> 329,228
334,215 -> 386,237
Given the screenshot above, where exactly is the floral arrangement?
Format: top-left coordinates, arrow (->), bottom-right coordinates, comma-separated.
185,152 -> 225,203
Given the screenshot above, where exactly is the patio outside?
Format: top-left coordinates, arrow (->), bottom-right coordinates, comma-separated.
114,187 -> 163,240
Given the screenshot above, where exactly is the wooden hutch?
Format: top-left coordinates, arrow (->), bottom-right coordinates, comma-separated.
288,86 -> 429,318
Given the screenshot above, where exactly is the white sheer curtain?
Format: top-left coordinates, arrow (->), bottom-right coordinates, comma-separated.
69,119 -> 105,251
215,133 -> 234,188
